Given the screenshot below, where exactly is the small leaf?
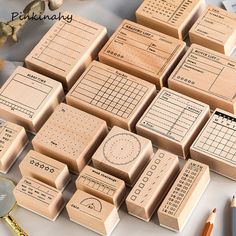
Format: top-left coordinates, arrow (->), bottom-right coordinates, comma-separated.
48,0 -> 63,11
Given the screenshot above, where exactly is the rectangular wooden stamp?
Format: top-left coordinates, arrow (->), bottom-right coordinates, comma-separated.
76,165 -> 126,208
157,159 -> 210,232
32,103 -> 108,173
126,149 -> 179,222
13,176 -> 64,221
0,119 -> 28,173
191,109 -> 236,181
92,126 -> 153,186
66,61 -> 156,131
136,88 -> 210,158
66,189 -> 120,236
136,0 -> 206,40
25,12 -> 108,90
168,44 -> 236,114
19,150 -> 71,191
0,66 -> 64,133
189,6 -> 236,55
98,20 -> 186,89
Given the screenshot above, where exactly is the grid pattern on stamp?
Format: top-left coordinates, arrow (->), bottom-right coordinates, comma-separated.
193,111 -> 236,165
139,90 -> 204,142
32,19 -> 98,72
161,162 -> 202,216
70,66 -> 148,119
140,0 -> 193,24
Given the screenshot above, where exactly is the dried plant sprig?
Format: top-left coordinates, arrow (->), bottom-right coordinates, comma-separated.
0,0 -> 63,47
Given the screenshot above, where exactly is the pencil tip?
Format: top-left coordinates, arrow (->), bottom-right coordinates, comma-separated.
213,208 -> 216,213
233,195 -> 235,199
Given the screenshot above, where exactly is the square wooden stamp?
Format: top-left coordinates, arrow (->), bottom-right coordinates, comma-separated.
66,61 -> 156,131
25,12 -> 108,90
92,126 -> 153,186
32,103 -> 108,173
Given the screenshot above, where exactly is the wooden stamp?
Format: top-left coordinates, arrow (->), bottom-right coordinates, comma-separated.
32,103 -> 108,173
191,109 -> 236,181
136,88 -> 210,158
66,189 -> 120,236
168,44 -> 236,114
13,176 -> 64,221
0,66 -> 64,133
0,119 -> 28,173
189,6 -> 236,55
19,150 -> 71,191
92,126 -> 153,186
136,0 -> 206,40
157,159 -> 210,232
98,20 -> 186,89
126,149 -> 179,222
25,12 -> 108,90
66,61 -> 156,131
76,165 -> 126,208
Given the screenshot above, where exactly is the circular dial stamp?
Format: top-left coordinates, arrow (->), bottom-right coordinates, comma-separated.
103,133 -> 141,165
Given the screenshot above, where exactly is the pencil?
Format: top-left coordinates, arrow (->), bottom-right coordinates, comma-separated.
201,208 -> 216,236
231,196 -> 236,236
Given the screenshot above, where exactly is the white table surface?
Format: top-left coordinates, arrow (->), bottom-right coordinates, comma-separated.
0,0 -> 236,236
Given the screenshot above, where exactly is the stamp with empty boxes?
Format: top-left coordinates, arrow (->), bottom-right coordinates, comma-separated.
1,1 -> 236,236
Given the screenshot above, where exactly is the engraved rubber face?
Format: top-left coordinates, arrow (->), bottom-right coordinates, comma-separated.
103,133 -> 141,165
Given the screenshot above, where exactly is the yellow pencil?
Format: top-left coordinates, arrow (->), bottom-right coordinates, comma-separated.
201,208 -> 216,236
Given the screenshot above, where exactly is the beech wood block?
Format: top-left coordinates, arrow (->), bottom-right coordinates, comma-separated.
0,66 -> 64,133
0,119 -> 28,173
191,109 -> 236,181
168,44 -> 236,114
98,20 -> 186,89
25,12 -> 108,90
189,6 -> 236,55
19,150 -> 71,191
66,61 -> 156,131
136,88 -> 210,158
13,176 -> 64,221
76,165 -> 126,208
32,103 -> 108,173
157,159 -> 210,232
66,189 -> 120,236
136,0 -> 206,40
126,149 -> 180,222
92,126 -> 153,186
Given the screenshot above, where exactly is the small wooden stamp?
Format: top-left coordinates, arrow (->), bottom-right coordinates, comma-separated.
98,20 -> 186,89
66,61 -> 156,131
66,189 -> 120,236
13,176 -> 64,221
19,150 -> 71,191
136,0 -> 206,40
0,119 -> 28,173
157,159 -> 210,232
76,165 -> 126,208
32,103 -> 108,173
189,6 -> 236,55
191,109 -> 236,181
0,66 -> 64,133
136,88 -> 210,158
126,149 -> 179,222
92,126 -> 153,186
168,44 -> 236,114
25,12 -> 108,90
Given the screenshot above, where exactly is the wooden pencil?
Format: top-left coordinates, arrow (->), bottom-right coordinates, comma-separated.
201,208 -> 216,236
231,196 -> 236,236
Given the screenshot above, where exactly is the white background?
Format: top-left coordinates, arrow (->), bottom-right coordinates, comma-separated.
0,0 -> 236,235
